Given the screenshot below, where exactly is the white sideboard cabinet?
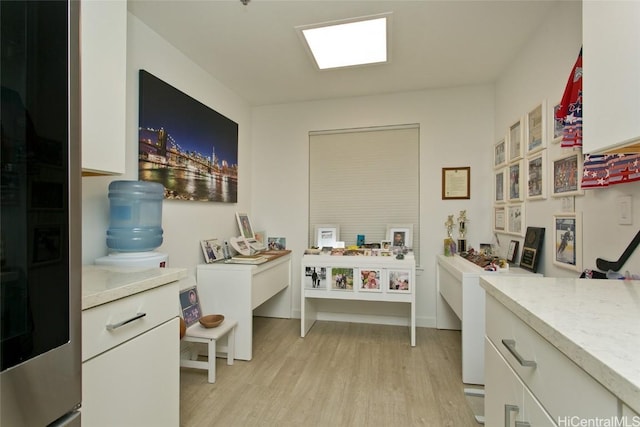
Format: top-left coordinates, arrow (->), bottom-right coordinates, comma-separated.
197,252 -> 292,361
583,1 -> 640,153
436,254 -> 540,385
301,254 -> 416,346
80,0 -> 126,175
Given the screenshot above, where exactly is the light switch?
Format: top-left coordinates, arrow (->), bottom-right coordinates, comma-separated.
618,195 -> 633,225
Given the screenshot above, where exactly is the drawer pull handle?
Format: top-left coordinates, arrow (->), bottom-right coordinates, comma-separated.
106,312 -> 147,331
502,339 -> 537,368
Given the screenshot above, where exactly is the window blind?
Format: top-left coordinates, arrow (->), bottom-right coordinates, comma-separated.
309,125 -> 420,260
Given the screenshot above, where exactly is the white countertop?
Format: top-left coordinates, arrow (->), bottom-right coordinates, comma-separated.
480,275 -> 640,413
82,265 -> 187,310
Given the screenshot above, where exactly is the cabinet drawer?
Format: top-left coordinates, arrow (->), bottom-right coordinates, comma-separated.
82,283 -> 177,361
486,296 -> 617,420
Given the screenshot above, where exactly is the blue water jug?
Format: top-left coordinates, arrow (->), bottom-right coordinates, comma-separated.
106,180 -> 164,252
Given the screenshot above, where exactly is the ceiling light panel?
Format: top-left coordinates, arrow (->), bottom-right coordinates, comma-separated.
297,13 -> 391,70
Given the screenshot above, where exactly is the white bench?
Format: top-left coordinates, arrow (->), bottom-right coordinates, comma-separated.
180,318 -> 238,383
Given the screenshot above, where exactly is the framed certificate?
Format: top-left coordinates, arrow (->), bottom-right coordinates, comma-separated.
442,167 -> 470,200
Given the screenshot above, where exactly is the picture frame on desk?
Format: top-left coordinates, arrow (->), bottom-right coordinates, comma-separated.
387,224 -> 413,248
507,240 -> 519,264
200,238 -> 224,264
387,269 -> 411,293
519,226 -> 545,273
314,224 -> 339,248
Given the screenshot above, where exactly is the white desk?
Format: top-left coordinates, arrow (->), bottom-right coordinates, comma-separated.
197,252 -> 291,360
436,254 -> 540,385
301,254 -> 416,346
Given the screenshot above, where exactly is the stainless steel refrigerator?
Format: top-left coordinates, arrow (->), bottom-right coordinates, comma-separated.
1,1 -> 82,425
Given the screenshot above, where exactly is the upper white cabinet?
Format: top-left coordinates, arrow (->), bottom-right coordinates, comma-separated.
583,1 -> 640,154
81,0 -> 127,175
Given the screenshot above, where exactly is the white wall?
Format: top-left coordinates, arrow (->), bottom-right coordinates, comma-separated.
495,0 -> 640,278
81,14 -> 253,278
252,86 -> 495,327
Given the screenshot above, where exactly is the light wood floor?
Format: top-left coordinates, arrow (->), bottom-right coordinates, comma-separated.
180,318 -> 480,427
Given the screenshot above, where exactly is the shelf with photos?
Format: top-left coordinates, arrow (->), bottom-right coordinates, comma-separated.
306,224 -> 414,257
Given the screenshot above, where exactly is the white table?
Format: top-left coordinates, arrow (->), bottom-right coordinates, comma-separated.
196,251 -> 291,360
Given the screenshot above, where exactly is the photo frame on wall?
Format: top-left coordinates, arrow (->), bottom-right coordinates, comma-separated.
508,160 -> 524,202
552,152 -> 583,197
549,101 -> 563,143
494,137 -> 507,168
526,100 -> 546,155
494,206 -> 506,232
442,167 -> 471,200
507,204 -> 525,236
520,226 -> 545,273
494,168 -> 506,204
526,150 -> 547,200
553,213 -> 582,272
508,118 -> 523,162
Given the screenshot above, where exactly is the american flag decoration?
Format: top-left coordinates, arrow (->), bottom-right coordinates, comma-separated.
582,153 -> 640,188
556,48 -> 583,148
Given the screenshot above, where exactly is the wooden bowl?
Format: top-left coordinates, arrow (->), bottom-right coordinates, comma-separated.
179,318 -> 186,339
199,314 -> 224,328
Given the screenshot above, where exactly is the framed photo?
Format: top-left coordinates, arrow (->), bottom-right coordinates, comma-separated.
552,152 -> 583,197
387,269 -> 411,293
387,224 -> 413,248
520,226 -> 545,273
507,240 -> 519,264
507,204 -> 525,236
236,212 -> 256,239
494,206 -> 506,232
553,213 -> 582,271
255,230 -> 266,246
304,266 -> 327,289
508,160 -> 524,202
526,150 -> 547,200
358,268 -> 383,292
330,267 -> 354,291
380,239 -> 392,250
494,168 -> 506,204
200,238 -> 224,263
179,286 -> 202,327
314,224 -> 340,248
267,236 -> 286,250
494,137 -> 507,168
441,167 -> 470,199
508,118 -> 523,162
526,100 -> 546,154
549,101 -> 563,143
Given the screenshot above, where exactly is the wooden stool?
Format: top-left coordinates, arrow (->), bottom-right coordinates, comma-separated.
180,319 -> 237,383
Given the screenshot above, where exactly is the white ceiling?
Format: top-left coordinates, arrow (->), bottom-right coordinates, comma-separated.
128,0 -> 557,106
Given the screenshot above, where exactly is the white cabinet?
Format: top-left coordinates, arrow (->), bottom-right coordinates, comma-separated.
82,281 -> 179,426
583,1 -> 640,153
301,254 -> 416,346
484,294 -> 618,424
196,252 -> 292,361
80,0 -> 126,175
436,255 -> 540,385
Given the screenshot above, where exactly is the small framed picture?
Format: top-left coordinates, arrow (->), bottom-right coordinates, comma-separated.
508,160 -> 524,202
526,100 -> 546,155
387,224 -> 413,248
494,136 -> 507,168
549,101 -> 563,143
314,224 -> 340,248
526,150 -> 547,200
387,269 -> 411,293
442,167 -> 471,199
236,212 -> 256,240
507,240 -> 520,264
494,206 -> 506,232
358,268 -> 383,292
304,266 -> 327,289
552,152 -> 583,197
508,118 -> 523,162
507,204 -> 525,236
494,168 -> 506,204
200,238 -> 224,263
267,237 -> 286,250
553,213 -> 582,271
330,267 -> 354,291
380,239 -> 392,250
